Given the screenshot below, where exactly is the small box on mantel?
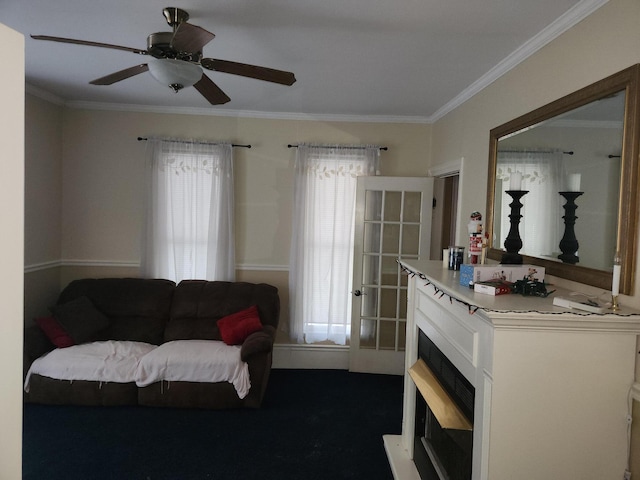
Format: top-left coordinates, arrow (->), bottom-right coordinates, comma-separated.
474,280 -> 513,296
459,264 -> 545,286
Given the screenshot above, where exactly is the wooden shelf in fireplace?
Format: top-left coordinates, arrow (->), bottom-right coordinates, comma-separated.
409,358 -> 473,431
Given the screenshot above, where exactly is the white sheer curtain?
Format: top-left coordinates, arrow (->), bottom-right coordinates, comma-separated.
289,144 -> 380,345
496,149 -> 565,258
141,138 -> 235,282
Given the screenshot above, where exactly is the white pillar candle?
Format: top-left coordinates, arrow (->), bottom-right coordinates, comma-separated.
509,172 -> 522,190
567,173 -> 581,192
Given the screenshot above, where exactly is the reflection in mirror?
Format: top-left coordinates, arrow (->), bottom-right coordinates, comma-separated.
493,91 -> 624,270
486,65 -> 640,293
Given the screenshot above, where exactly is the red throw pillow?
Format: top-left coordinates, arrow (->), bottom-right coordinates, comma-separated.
35,316 -> 75,348
217,305 -> 263,345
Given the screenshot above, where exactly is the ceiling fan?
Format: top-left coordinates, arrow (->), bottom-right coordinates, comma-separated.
31,7 -> 297,105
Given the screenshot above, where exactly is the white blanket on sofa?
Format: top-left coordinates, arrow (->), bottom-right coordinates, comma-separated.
24,340 -> 156,392
25,339 -> 251,399
134,340 -> 250,399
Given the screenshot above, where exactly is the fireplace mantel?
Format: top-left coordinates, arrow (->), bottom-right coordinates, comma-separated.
385,260 -> 640,480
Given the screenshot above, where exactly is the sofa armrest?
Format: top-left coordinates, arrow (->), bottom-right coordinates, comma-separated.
240,326 -> 275,361
23,324 -> 54,377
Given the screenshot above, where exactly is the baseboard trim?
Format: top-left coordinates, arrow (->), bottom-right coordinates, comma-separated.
272,343 -> 349,370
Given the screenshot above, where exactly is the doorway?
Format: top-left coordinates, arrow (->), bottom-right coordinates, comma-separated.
440,175 -> 459,255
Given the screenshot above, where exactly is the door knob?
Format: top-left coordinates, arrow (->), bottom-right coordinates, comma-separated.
353,289 -> 366,296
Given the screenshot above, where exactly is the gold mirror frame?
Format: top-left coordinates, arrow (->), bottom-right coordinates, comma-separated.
486,64 -> 640,294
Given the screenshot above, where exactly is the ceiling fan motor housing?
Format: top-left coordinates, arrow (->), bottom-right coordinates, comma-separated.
147,32 -> 201,62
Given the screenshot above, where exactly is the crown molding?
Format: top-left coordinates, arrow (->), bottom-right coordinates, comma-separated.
25,84 -> 65,106
548,119 -> 623,129
64,100 -> 431,124
428,0 -> 610,123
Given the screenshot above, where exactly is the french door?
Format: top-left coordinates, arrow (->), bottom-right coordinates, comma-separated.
349,176 -> 433,374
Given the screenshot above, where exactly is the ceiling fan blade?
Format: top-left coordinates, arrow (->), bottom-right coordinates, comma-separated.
194,74 -> 231,105
31,35 -> 147,55
89,64 -> 149,85
171,23 -> 215,53
201,58 -> 296,86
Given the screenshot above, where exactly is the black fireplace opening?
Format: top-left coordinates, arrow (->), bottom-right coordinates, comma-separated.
414,330 -> 475,480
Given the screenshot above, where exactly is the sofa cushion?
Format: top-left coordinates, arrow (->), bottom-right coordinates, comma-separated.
50,296 -> 110,344
134,340 -> 251,399
165,281 -> 280,342
56,278 -> 176,345
24,340 -> 157,392
34,316 -> 75,348
217,305 -> 263,345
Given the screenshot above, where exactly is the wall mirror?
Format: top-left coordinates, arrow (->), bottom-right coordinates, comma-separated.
485,64 -> 640,294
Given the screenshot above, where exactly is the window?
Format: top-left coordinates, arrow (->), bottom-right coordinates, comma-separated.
289,145 -> 380,345
141,138 -> 235,283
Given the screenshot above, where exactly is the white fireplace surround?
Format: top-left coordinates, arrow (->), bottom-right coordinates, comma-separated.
385,260 -> 640,480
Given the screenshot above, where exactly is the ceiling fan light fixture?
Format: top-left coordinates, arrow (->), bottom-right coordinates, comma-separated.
148,58 -> 202,92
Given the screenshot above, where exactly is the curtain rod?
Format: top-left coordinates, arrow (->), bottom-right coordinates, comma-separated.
498,149 -> 573,155
137,137 -> 251,148
287,144 -> 388,151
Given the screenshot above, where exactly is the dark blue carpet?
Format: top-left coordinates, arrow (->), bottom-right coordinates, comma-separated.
23,369 -> 403,480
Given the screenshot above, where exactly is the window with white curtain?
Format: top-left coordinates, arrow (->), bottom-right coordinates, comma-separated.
495,149 -> 565,258
141,138 -> 235,283
289,144 -> 380,345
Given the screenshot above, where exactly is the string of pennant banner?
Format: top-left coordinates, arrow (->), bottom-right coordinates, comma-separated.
396,259 -> 637,317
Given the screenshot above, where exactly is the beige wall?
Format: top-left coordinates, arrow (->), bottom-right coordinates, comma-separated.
24,95 -> 64,322
58,110 -> 430,267
25,95 -> 63,266
1,22 -> 24,480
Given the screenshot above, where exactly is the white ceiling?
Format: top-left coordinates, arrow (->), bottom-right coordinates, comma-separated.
3,0 -> 605,122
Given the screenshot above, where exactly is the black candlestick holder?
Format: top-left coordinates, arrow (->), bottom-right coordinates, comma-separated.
501,190 -> 528,264
558,191 -> 583,264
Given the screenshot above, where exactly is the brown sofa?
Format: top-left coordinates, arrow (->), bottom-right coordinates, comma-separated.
24,278 -> 280,409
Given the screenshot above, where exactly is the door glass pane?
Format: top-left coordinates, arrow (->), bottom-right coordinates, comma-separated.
381,256 -> 399,286
380,288 -> 398,318
403,191 -> 422,222
364,190 -> 382,221
384,191 -> 402,221
364,223 -> 381,253
379,320 -> 398,350
360,319 -> 377,348
399,289 -> 408,318
362,254 -> 380,285
361,288 -> 379,317
397,320 -> 406,351
402,224 -> 420,255
382,224 -> 400,253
